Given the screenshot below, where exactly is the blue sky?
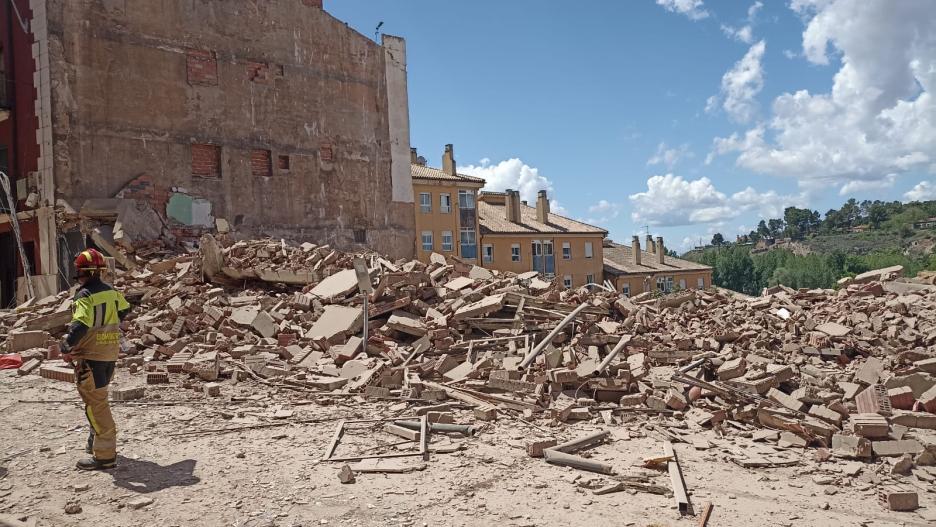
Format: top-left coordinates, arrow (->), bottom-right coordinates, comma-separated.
327,0 -> 936,252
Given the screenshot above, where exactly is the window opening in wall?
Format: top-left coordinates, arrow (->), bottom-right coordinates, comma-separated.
563,275 -> 572,289
251,149 -> 272,177
511,244 -> 520,262
562,242 -> 571,260
697,277 -> 705,289
421,231 -> 433,251
656,276 -> 674,293
278,155 -> 290,170
586,274 -> 594,284
460,228 -> 477,259
622,284 -> 630,297
441,231 -> 453,252
353,229 -> 366,244
482,244 -> 493,263
440,193 -> 451,213
585,242 -> 593,258
458,190 -> 475,209
420,192 -> 431,213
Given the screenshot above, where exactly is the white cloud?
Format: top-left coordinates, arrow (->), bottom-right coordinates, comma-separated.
721,24 -> 753,44
656,0 -> 709,20
710,0 -> 936,192
904,181 -> 936,202
748,1 -> 764,20
459,158 -> 554,204
582,200 -> 622,225
708,40 -> 767,123
838,173 -> 897,195
629,173 -> 801,227
783,49 -> 798,59
647,142 -> 694,169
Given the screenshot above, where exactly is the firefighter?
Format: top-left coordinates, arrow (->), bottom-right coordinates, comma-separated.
58,248 -> 131,470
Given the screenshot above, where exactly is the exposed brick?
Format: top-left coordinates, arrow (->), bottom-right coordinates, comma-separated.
186,49 -> 218,86
191,143 -> 221,178
246,61 -> 272,83
40,365 -> 75,383
111,386 -> 145,401
251,149 -> 272,177
146,372 -> 170,384
277,154 -> 290,170
887,386 -> 915,410
320,143 -> 334,162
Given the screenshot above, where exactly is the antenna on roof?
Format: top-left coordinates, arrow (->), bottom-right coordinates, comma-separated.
374,21 -> 384,42
643,225 -> 650,236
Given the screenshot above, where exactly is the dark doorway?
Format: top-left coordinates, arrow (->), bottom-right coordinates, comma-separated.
0,232 -> 15,308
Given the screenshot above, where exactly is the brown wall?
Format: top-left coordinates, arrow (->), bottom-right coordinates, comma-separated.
612,270 -> 712,296
44,0 -> 414,258
481,234 -> 605,287
413,180 -> 481,263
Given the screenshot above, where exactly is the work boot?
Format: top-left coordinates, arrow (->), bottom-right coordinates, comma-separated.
76,457 -> 116,471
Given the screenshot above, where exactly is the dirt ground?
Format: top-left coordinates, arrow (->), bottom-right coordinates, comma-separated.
1,368 -> 934,527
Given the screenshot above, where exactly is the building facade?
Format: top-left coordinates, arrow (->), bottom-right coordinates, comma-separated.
411,145 -> 484,263
603,235 -> 713,296
0,0 -> 417,306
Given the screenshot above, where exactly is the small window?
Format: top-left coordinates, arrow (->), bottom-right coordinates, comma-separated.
420,192 -> 431,213
622,284 -> 630,297
353,229 -> 366,243
679,278 -> 687,290
657,276 -> 673,293
458,190 -> 475,210
585,242 -> 593,259
586,274 -> 594,284
697,277 -> 705,289
277,155 -> 290,170
440,193 -> 451,214
482,244 -> 493,263
511,244 -> 521,262
563,275 -> 572,289
562,242 -> 571,260
421,231 -> 433,251
441,231 -> 453,252
460,228 -> 477,259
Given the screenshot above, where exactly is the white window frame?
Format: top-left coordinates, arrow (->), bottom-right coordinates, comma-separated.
421,231 -> 433,251
656,276 -> 673,292
419,192 -> 431,213
563,275 -> 572,289
439,193 -> 451,214
441,230 -> 453,252
458,190 -> 475,210
482,244 -> 493,263
697,277 -> 705,289
562,241 -> 571,260
586,274 -> 595,284
511,244 -> 521,262
584,241 -> 593,259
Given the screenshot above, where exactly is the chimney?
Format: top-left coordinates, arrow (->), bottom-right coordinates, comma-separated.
646,234 -> 655,254
521,200 -> 528,206
442,144 -> 456,176
656,236 -> 665,264
508,190 -> 521,223
536,190 -> 550,223
410,147 -> 418,164
505,188 -> 515,222
632,235 -> 641,266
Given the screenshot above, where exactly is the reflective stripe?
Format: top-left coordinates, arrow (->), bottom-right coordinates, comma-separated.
86,405 -> 101,434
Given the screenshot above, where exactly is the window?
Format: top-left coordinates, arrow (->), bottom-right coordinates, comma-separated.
563,275 -> 572,289
251,149 -> 272,177
277,155 -> 290,170
656,276 -> 674,293
353,229 -> 366,243
622,284 -> 630,297
441,231 -> 453,252
419,192 -> 431,213
585,242 -> 594,259
458,190 -> 475,209
191,143 -> 221,178
482,244 -> 493,263
697,277 -> 705,289
460,228 -> 477,259
679,278 -> 687,290
562,242 -> 571,260
440,193 -> 451,214
586,274 -> 595,284
421,231 -> 433,251
511,244 -> 521,262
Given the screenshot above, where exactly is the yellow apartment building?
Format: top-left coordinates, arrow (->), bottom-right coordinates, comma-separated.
603,235 -> 713,296
476,190 -> 607,288
411,145 -> 485,262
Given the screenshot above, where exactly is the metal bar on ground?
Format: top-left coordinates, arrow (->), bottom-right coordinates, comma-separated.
552,430 -> 610,454
518,302 -> 590,370
664,441 -> 691,515
593,335 -> 632,375
419,414 -> 429,461
543,448 -> 614,474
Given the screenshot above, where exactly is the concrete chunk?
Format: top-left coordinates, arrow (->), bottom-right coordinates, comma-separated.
310,269 -> 359,301
453,294 -> 505,320
871,439 -> 924,457
816,322 -> 851,337
306,305 -> 364,342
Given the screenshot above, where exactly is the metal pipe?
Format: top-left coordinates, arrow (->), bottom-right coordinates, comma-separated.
393,420 -> 475,436
592,335 -> 631,376
543,449 -> 614,474
518,302 -> 589,370
0,171 -> 34,301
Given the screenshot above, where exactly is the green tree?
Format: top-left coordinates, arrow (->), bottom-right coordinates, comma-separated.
711,233 -> 725,246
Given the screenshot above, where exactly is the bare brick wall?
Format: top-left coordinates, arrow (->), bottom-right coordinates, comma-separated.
186,49 -> 218,86
251,149 -> 272,177
191,144 -> 221,178
114,174 -> 170,219
301,0 -> 323,7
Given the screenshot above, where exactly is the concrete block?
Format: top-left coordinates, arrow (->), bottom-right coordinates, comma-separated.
919,384 -> 936,413
7,330 -> 51,352
880,487 -> 918,511
851,413 -> 890,438
716,357 -> 746,381
473,405 -> 498,421
854,356 -> 884,385
111,386 -> 145,401
832,433 -> 872,459
526,439 -> 558,458
305,305 -> 364,342
204,383 -> 221,397
872,440 -> 924,457
767,387 -> 806,412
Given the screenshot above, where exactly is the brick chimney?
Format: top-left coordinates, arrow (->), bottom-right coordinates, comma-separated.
410,147 -> 418,164
632,235 -> 641,266
646,234 -> 655,254
505,189 -> 515,222
536,190 -> 550,223
442,144 -> 456,176
656,236 -> 665,264
508,190 -> 521,223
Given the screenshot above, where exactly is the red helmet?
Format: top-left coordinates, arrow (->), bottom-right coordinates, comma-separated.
74,249 -> 106,276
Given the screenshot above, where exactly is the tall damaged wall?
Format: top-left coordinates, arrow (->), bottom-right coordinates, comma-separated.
44,0 -> 415,259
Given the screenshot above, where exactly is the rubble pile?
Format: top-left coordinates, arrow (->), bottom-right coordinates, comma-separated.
3,236 -> 936,513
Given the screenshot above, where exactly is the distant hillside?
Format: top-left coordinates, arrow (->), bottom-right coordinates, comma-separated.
682,198 -> 936,294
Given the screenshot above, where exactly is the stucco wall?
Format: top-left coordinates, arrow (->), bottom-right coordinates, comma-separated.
44,0 -> 414,258
412,180 -> 480,263
481,234 -> 605,287
612,270 -> 712,296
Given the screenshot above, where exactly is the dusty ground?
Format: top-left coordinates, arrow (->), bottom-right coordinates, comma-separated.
1,368 -> 934,527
